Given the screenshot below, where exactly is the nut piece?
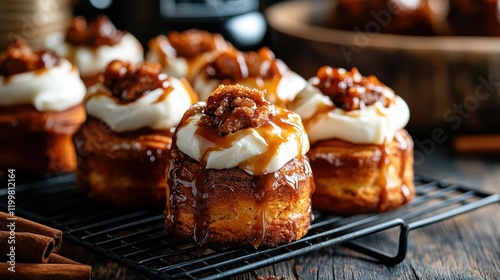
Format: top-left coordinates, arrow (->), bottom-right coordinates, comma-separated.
102,60 -> 170,104
205,47 -> 288,81
166,29 -> 231,59
0,38 -> 59,77
313,66 -> 393,111
201,84 -> 274,136
65,15 -> 123,47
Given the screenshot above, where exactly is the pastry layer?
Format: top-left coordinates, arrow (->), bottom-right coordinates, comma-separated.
166,148 -> 314,248
308,129 -> 414,214
0,104 -> 85,173
74,117 -> 172,207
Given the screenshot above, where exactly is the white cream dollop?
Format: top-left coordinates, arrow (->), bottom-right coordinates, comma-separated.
193,72 -> 307,104
289,80 -> 410,145
86,77 -> 195,132
0,59 -> 86,112
175,103 -> 310,175
146,49 -> 188,78
45,33 -> 144,77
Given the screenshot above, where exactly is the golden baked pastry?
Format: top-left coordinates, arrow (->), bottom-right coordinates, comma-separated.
74,60 -> 197,207
0,39 -> 86,174
166,84 -> 314,248
309,130 -> 414,214
289,66 -> 414,214
74,117 -> 172,207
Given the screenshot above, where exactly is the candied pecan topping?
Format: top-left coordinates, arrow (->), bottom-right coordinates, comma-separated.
0,38 -> 59,77
204,47 -> 288,81
102,60 -> 170,104
167,29 -> 230,59
65,15 -> 123,47
201,84 -> 274,136
313,66 -> 393,111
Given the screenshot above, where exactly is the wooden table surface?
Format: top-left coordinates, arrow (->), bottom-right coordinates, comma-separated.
56,144 -> 499,280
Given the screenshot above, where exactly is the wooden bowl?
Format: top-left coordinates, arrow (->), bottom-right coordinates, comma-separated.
266,0 -> 500,133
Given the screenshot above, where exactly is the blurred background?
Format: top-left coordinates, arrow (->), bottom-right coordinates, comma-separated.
2,0 -> 500,154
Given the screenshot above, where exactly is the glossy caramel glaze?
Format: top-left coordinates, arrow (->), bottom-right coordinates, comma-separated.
0,38 -> 60,79
99,60 -> 172,104
313,66 -> 393,111
165,29 -> 231,59
166,147 -> 314,248
0,104 -> 85,174
74,117 -> 173,207
65,15 -> 123,47
198,48 -> 293,106
308,129 -> 414,214
147,30 -> 232,82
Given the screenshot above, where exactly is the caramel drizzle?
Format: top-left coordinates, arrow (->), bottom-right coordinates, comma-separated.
299,100 -> 335,134
202,48 -> 290,105
194,108 -> 304,176
377,139 -> 391,211
167,159 -> 303,248
394,131 -> 412,204
252,173 -> 274,247
377,131 -> 413,211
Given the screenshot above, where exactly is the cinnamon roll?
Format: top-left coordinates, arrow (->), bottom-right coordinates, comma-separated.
74,60 -> 197,207
289,66 -> 414,214
0,39 -> 86,174
166,84 -> 314,248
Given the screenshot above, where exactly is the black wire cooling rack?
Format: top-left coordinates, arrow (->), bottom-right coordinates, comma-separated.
0,175 -> 499,279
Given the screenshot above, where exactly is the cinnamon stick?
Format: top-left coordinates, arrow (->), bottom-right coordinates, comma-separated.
454,134 -> 500,154
0,212 -> 62,252
0,231 -> 55,263
48,253 -> 81,265
0,263 -> 91,280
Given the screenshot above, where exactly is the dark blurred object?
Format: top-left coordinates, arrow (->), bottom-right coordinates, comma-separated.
327,0 -> 445,36
267,0 -> 500,135
159,0 -> 267,50
73,0 -> 267,51
325,0 -> 500,37
72,0 -> 162,48
447,0 -> 500,36
454,134 -> 500,154
0,0 -> 72,49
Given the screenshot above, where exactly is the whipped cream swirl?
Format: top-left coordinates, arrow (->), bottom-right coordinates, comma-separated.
86,77 -> 195,132
289,80 -> 410,145
0,59 -> 86,112
175,103 -> 310,175
46,33 -> 144,77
